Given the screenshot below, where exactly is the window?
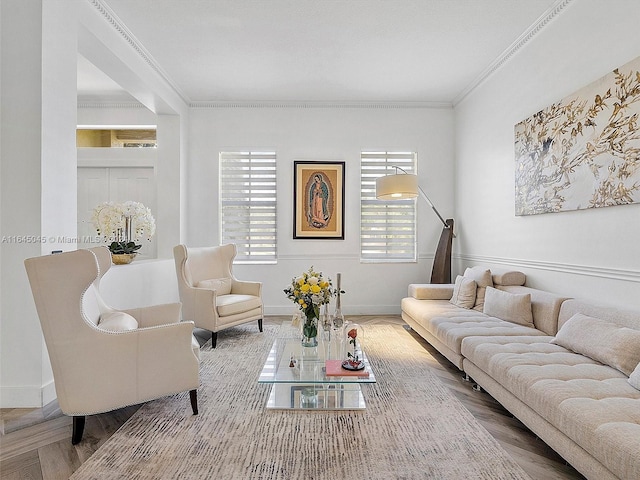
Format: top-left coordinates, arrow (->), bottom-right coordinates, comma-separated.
76,128 -> 157,148
360,151 -> 417,262
220,151 -> 277,263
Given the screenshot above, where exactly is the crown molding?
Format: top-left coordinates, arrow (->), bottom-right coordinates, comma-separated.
78,99 -> 452,110
88,0 -> 573,111
189,100 -> 452,109
453,0 -> 574,105
78,101 -> 146,109
88,0 -> 190,105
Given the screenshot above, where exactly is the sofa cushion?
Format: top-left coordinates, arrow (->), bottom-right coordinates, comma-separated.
197,277 -> 233,295
629,363 -> 640,391
498,285 -> 568,336
401,298 -> 485,335
429,315 -> 543,356
483,287 -> 534,327
449,275 -> 476,309
559,298 -> 640,330
463,267 -> 493,312
462,335 -> 615,404
551,313 -> 640,376
492,269 -> 526,286
98,311 -> 139,332
462,335 -> 640,480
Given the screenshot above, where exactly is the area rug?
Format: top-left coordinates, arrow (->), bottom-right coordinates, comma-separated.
70,322 -> 531,480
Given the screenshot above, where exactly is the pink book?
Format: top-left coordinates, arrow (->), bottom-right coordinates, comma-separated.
325,360 -> 370,377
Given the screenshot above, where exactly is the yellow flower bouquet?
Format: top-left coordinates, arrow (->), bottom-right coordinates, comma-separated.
284,266 -> 335,344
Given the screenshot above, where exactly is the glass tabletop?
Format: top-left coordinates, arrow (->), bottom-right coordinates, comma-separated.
258,336 -> 376,385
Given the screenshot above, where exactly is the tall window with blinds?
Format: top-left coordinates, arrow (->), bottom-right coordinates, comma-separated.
360,152 -> 417,262
220,152 -> 277,263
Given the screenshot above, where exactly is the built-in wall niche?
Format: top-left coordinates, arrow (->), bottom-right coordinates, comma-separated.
77,125 -> 158,258
76,128 -> 156,148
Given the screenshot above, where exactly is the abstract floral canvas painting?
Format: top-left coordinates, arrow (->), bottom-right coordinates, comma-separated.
515,55 -> 640,215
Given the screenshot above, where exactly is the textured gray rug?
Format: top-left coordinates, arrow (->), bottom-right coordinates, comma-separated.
71,323 -> 530,480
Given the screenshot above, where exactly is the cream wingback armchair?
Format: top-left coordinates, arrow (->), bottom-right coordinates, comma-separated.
173,244 -> 263,348
24,247 -> 200,445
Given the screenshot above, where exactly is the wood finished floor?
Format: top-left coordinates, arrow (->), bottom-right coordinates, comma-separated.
0,316 -> 585,480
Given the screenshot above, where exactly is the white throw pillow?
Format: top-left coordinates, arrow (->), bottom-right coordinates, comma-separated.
551,313 -> 640,377
482,287 -> 534,327
449,275 -> 477,309
197,277 -> 233,295
463,267 -> 493,312
98,311 -> 138,332
629,363 -> 640,390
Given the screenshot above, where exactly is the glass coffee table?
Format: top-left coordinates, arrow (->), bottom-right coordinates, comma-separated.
258,336 -> 376,410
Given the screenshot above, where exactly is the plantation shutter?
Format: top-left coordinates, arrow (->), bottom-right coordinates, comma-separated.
220,151 -> 277,263
360,151 -> 417,262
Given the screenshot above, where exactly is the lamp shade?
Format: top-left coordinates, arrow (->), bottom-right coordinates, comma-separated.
375,173 -> 419,200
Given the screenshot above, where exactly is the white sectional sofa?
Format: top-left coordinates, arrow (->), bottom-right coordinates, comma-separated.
401,267 -> 640,480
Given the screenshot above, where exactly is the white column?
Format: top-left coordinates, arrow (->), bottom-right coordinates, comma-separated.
156,114 -> 183,258
0,0 -> 78,407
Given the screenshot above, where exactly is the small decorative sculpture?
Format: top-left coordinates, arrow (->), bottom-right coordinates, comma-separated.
342,324 -> 364,371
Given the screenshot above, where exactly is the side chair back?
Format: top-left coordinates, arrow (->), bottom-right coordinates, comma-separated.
180,243 -> 235,287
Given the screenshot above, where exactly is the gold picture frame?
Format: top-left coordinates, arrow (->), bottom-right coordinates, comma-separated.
293,161 -> 345,239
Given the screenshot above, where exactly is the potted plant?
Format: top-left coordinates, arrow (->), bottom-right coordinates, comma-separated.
91,201 -> 156,264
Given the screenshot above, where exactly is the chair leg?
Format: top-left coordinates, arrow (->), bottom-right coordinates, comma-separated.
189,389 -> 198,415
258,318 -> 263,332
72,415 -> 86,445
211,331 -> 218,348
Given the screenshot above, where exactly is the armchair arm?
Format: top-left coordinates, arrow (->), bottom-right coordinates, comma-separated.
182,287 -> 219,331
122,302 -> 182,328
409,284 -> 454,300
60,321 -> 198,415
232,280 -> 262,296
136,321 -> 200,398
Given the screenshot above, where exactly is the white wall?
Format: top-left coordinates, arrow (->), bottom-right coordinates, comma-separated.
454,0 -> 640,308
188,106 -> 454,314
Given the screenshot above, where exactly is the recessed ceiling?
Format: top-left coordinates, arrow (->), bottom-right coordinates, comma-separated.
80,0 -> 563,104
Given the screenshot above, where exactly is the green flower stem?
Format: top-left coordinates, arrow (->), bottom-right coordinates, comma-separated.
302,305 -> 319,339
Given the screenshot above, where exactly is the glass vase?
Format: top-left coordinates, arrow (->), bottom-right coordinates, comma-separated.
320,303 -> 331,342
301,311 -> 319,347
332,272 -> 344,330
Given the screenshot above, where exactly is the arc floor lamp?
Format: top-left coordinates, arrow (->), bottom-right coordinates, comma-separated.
376,167 -> 455,284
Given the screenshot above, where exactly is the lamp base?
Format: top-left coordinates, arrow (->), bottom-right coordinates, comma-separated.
430,219 -> 454,284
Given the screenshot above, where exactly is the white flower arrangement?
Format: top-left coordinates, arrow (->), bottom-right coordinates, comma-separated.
91,201 -> 156,254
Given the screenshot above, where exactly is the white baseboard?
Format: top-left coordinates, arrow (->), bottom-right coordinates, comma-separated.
265,305 -> 402,316
42,379 -> 57,406
0,380 -> 58,408
0,385 -> 44,408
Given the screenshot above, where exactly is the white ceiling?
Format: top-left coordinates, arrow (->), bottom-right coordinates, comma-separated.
78,0 -> 563,105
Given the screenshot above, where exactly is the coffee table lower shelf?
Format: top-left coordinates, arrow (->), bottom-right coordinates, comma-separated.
265,383 -> 366,410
